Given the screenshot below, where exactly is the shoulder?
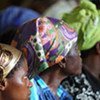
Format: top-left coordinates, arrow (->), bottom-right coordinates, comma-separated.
61,73 -> 100,99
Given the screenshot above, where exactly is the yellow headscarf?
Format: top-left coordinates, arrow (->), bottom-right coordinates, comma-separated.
62,0 -> 100,50
0,43 -> 22,81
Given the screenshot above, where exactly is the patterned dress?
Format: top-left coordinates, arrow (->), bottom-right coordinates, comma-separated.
62,68 -> 100,100
30,75 -> 73,100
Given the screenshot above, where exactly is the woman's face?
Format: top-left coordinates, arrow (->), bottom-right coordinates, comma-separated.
62,44 -> 82,75
3,59 -> 32,100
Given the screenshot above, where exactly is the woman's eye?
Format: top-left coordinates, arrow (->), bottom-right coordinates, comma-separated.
23,73 -> 28,79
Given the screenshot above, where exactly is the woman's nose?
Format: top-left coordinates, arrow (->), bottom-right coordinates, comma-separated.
28,79 -> 33,88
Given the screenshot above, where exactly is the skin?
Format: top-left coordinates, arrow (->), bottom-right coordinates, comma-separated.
62,44 -> 82,75
62,55 -> 82,75
40,44 -> 82,96
0,59 -> 32,100
82,42 -> 100,81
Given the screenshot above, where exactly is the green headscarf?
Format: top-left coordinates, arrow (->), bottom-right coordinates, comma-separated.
62,0 -> 100,50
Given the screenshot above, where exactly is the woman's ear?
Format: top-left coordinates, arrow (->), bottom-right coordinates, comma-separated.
96,42 -> 100,54
59,58 -> 66,68
0,79 -> 8,91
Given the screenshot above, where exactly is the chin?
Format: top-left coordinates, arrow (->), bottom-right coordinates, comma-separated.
67,69 -> 82,76
21,93 -> 30,100
73,69 -> 82,75
73,65 -> 82,75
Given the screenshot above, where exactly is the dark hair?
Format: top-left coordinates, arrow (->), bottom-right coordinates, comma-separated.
81,45 -> 96,58
90,0 -> 100,9
6,53 -> 25,78
0,28 -> 17,44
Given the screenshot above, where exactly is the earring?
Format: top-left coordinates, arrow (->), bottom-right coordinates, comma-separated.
59,61 -> 66,68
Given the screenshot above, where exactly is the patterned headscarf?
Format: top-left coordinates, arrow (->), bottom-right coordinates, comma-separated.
0,43 -> 22,81
62,0 -> 100,50
11,17 -> 78,78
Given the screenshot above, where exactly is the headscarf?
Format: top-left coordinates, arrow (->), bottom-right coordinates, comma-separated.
62,0 -> 100,50
0,6 -> 40,34
0,43 -> 22,81
11,17 -> 78,78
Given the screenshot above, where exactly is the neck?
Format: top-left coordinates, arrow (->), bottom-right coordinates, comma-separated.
39,65 -> 67,95
0,93 -> 4,100
0,94 -> 1,100
83,55 -> 100,80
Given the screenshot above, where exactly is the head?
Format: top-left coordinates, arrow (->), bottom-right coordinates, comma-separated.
59,42 -> 82,75
11,17 -> 82,78
0,6 -> 40,44
0,6 -> 40,34
62,0 -> 100,57
0,43 -> 32,100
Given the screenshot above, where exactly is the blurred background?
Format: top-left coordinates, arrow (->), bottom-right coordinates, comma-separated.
0,0 -> 79,43
0,0 -> 79,14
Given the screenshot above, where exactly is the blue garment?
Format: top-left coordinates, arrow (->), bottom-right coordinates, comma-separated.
30,75 -> 73,100
0,6 -> 40,34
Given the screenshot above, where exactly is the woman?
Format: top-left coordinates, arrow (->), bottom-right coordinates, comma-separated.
11,17 -> 82,100
62,0 -> 100,99
0,6 -> 40,44
0,43 -> 32,100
